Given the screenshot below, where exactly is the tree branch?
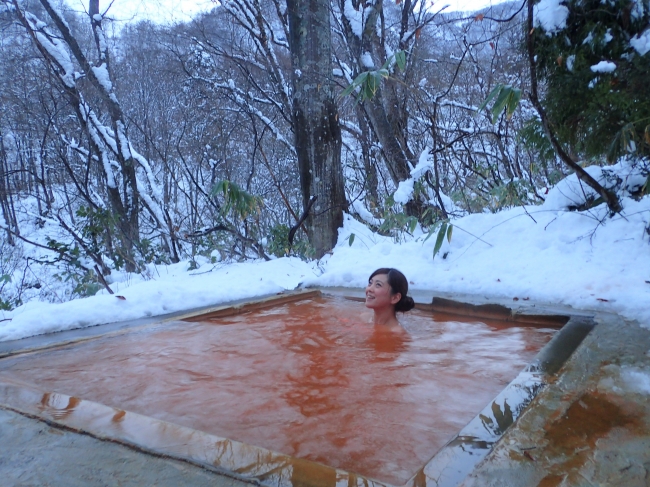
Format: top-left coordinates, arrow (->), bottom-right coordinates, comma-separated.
526,0 -> 621,214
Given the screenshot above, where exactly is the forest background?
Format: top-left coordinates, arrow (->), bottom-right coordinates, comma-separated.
0,0 -> 649,317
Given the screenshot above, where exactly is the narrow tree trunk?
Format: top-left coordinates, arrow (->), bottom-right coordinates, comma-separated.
287,0 -> 346,258
355,106 -> 380,211
0,133 -> 17,244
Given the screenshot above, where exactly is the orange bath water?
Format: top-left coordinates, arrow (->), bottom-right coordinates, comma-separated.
0,296 -> 555,484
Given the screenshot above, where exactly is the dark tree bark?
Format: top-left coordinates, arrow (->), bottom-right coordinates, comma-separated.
287,0 -> 347,258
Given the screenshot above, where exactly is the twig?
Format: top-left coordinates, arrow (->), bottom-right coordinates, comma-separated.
288,196 -> 317,247
520,204 -> 538,224
452,224 -> 493,247
94,264 -> 114,294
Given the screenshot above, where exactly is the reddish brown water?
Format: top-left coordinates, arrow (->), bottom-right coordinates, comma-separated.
0,296 -> 555,484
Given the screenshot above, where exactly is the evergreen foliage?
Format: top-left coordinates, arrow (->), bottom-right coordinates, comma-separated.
533,0 -> 650,161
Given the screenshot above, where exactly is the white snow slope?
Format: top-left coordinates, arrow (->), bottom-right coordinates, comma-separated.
1,162 -> 649,341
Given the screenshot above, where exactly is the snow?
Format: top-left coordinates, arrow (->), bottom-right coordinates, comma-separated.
91,63 -> 113,92
26,11 -> 75,88
1,162 -> 650,343
42,0 -> 70,29
599,365 -> 650,395
344,0 -> 363,38
630,28 -> 650,56
393,178 -> 415,204
361,52 -> 374,69
0,258 -> 313,342
533,0 -> 569,36
350,199 -> 382,226
590,61 -> 617,73
630,0 -> 646,20
604,29 -> 613,44
566,54 -> 576,71
394,149 -> 434,204
620,367 -> 650,394
543,160 -> 646,211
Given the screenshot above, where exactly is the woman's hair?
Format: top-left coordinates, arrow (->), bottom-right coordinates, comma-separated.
369,268 -> 415,312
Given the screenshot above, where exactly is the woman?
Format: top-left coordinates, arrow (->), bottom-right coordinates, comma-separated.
365,268 -> 415,327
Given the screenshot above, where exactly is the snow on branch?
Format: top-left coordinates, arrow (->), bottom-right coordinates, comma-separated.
343,0 -> 365,38
23,11 -> 75,88
590,61 -> 617,73
91,63 -> 112,92
533,0 -> 568,36
631,28 -> 650,56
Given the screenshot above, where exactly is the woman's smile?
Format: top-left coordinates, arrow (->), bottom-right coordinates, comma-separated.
365,274 -> 398,310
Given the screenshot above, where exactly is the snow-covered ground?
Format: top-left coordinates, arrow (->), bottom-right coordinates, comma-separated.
1,161 -> 649,342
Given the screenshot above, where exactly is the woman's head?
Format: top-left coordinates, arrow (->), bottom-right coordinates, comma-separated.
367,268 -> 415,313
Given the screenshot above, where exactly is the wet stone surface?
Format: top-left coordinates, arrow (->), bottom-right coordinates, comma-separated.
0,407 -> 251,487
460,314 -> 650,487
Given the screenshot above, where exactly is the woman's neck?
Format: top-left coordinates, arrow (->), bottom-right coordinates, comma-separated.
373,308 -> 399,327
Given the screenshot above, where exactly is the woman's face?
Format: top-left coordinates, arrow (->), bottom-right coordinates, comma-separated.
365,274 -> 401,309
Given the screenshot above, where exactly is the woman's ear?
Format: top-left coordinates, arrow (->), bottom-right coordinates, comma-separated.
391,293 -> 402,305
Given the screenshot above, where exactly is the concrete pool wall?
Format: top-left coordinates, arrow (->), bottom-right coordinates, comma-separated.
0,288 -> 648,487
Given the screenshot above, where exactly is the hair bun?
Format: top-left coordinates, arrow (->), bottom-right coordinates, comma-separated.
395,295 -> 415,313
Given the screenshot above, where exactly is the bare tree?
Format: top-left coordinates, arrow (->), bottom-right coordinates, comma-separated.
287,0 -> 346,257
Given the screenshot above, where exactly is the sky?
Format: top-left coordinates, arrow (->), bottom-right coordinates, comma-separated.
63,0 -> 500,26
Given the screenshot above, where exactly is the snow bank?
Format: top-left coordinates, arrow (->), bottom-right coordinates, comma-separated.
1,162 -> 649,341
0,258 -> 313,342
543,160 -> 647,211
308,193 -> 650,330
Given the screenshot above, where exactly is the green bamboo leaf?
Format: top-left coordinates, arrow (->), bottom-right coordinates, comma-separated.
340,72 -> 369,98
478,84 -> 503,112
394,50 -> 406,71
505,88 -> 521,119
212,180 -> 262,220
408,217 -> 418,234
364,73 -> 381,99
446,223 -> 453,243
490,86 -> 513,123
478,84 -> 522,123
433,222 -> 448,259
348,233 -> 355,246
340,83 -> 356,98
422,225 -> 437,243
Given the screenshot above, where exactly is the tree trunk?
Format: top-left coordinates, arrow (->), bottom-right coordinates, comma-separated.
287,0 -> 346,258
